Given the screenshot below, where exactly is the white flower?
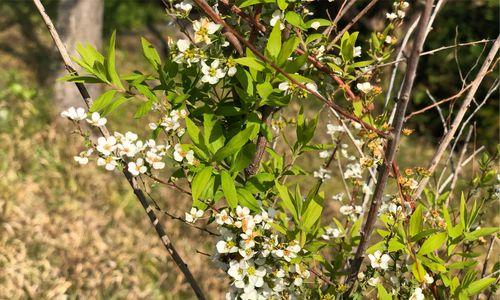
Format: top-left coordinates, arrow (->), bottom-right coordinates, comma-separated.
185,207 -> 204,223
368,250 -> 391,270
357,82 -> 373,94
319,150 -> 331,159
386,12 -> 398,20
173,143 -> 195,164
353,46 -> 362,57
305,82 -> 318,93
216,210 -> 233,225
385,35 -> 393,44
227,260 -> 245,281
125,131 -> 138,142
409,287 -> 425,300
97,156 -> 118,171
401,1 -> 409,9
344,163 -> 362,179
174,39 -> 200,66
96,136 -> 117,156
193,18 -> 220,44
424,273 -> 434,284
313,167 -> 331,181
367,276 -> 380,286
145,150 -> 165,170
278,81 -> 290,92
216,238 -> 238,254
118,140 -> 138,158
310,21 -> 321,30
149,123 -> 158,130
332,193 -> 344,201
60,106 -> 87,121
397,10 -> 406,18
243,261 -> 266,288
174,0 -> 193,13
357,272 -> 365,280
322,226 -> 342,240
86,112 -> 107,127
74,149 -> 93,165
340,205 -> 355,215
326,123 -> 345,135
201,60 -> 226,84
128,158 -> 147,176
270,10 -> 285,30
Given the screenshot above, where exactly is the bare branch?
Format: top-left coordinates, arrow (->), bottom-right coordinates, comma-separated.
32,1 -> 206,298
345,0 -> 435,286
414,35 -> 500,199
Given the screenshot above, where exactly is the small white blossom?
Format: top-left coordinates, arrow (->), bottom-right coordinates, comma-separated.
353,46 -> 362,57
74,149 -> 93,165
185,207 -> 204,223
326,123 -> 345,135
356,82 -> 373,94
313,167 -> 331,181
86,112 -> 107,127
97,156 -> 118,171
201,60 -> 226,84
386,12 -> 398,20
96,136 -> 117,156
174,0 -> 193,13
409,287 -> 425,300
128,158 -> 147,176
319,150 -> 331,159
193,18 -> 220,44
368,250 -> 391,270
270,10 -> 285,30
61,106 -> 87,121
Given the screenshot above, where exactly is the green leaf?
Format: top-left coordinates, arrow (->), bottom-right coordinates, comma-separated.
185,117 -> 202,146
377,284 -> 392,300
203,114 -> 225,154
464,277 -> 496,296
236,188 -> 260,211
388,238 -> 406,252
276,182 -> 298,223
214,124 -> 257,161
301,194 -> 323,231
141,37 -> 161,69
285,11 -> 306,29
221,170 -> 238,209
256,81 -> 274,100
465,227 -> 499,241
106,31 -> 124,90
305,18 -> 331,29
191,166 -> 213,207
278,36 -> 300,66
238,0 -> 274,8
134,100 -> 153,118
418,232 -> 447,256
234,57 -> 265,71
410,204 -> 423,237
90,90 -> 117,113
460,192 -> 467,229
266,21 -> 282,60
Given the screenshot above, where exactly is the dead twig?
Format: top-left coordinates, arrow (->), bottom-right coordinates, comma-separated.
414,35 -> 500,199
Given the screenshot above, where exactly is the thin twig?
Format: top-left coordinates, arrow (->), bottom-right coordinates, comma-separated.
445,125 -> 473,204
346,0 -> 435,287
32,1 -> 206,298
328,0 -> 380,49
438,146 -> 485,194
414,35 -> 500,199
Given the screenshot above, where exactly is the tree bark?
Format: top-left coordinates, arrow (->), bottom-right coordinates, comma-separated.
54,0 -> 103,110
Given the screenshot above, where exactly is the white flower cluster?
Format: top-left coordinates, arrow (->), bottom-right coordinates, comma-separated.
62,107 -> 196,174
212,206 -> 310,299
386,1 -> 410,20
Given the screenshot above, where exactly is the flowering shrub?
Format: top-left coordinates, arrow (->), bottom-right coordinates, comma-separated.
56,0 -> 499,299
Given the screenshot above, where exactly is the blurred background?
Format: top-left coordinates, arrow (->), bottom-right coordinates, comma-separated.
0,0 -> 498,299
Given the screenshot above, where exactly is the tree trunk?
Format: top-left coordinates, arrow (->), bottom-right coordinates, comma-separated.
54,0 -> 103,110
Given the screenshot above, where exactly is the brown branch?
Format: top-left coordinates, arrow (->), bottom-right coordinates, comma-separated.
345,0 -> 435,288
191,0 -> 387,137
32,1 -> 206,298
244,106 -> 276,176
328,0 -> 380,49
150,175 -> 192,195
219,0 -> 266,33
414,35 -> 500,199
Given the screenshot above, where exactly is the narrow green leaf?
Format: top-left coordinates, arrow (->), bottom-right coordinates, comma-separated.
410,204 -> 423,237
276,182 -> 298,223
418,232 -> 447,256
90,90 -> 117,113
266,21 -> 282,59
191,166 -> 213,206
301,194 -> 323,231
141,37 -> 161,69
465,277 -> 496,296
221,170 -> 238,209
214,124 -> 257,161
234,57 -> 265,71
106,31 -> 124,89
